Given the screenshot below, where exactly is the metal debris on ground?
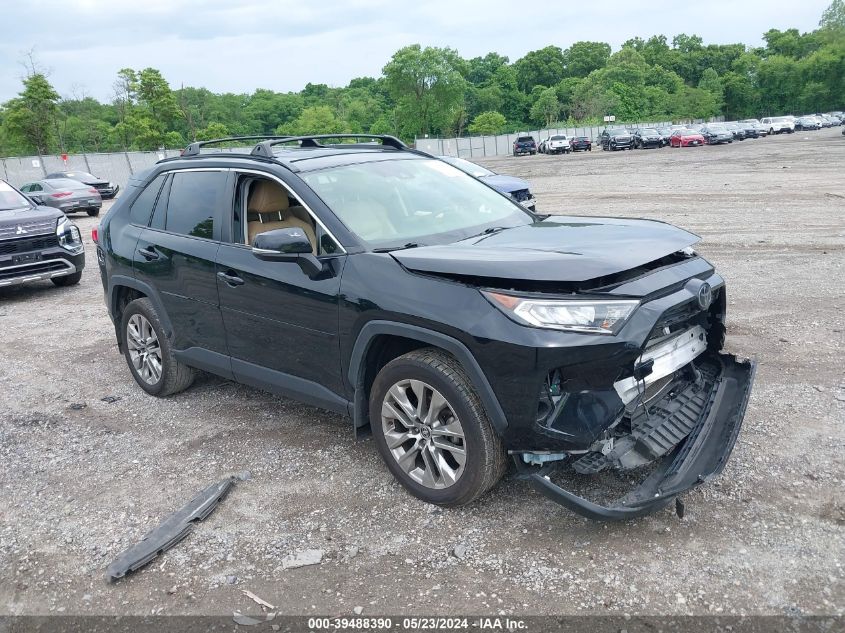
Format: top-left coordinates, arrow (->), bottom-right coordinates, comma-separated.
100,395 -> 122,403
104,476 -> 236,582
233,612 -> 276,626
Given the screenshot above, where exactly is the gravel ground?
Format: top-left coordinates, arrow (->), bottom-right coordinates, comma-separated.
1,127 -> 843,619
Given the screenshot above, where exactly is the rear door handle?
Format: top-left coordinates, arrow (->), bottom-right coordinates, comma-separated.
137,247 -> 160,261
217,271 -> 244,287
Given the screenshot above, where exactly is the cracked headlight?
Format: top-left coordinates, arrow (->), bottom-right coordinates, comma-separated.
483,291 -> 639,335
57,218 -> 84,254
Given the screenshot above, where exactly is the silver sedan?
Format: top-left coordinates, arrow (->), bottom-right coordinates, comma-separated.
18,178 -> 102,216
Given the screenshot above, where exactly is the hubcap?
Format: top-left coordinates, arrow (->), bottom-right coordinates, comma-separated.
126,314 -> 162,385
380,379 -> 466,489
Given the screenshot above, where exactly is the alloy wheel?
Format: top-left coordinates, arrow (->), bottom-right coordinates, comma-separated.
380,379 -> 467,489
126,314 -> 162,385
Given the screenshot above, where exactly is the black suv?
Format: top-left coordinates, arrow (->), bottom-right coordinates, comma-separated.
96,134 -> 755,519
0,179 -> 85,289
599,129 -> 634,151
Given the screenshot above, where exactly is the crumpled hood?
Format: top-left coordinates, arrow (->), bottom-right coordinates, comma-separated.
391,216 -> 700,283
479,174 -> 530,194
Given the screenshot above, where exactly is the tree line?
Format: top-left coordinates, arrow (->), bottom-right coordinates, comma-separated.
1,0 -> 843,156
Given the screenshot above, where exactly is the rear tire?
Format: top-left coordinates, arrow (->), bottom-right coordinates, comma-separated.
121,298 -> 195,397
370,348 -> 507,507
87,208 -> 100,217
51,271 -> 82,287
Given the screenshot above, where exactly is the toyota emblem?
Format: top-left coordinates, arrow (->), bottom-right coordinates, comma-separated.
697,282 -> 713,310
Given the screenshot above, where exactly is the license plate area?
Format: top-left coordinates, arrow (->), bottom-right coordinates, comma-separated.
12,252 -> 41,265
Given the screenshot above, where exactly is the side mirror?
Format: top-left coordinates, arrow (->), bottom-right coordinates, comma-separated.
252,227 -> 323,277
26,194 -> 43,205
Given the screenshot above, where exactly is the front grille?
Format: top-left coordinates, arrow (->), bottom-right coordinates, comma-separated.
0,219 -> 56,240
0,235 -> 60,256
646,290 -> 719,348
511,189 -> 530,202
0,259 -> 69,281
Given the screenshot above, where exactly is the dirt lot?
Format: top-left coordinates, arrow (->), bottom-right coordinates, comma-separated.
1,128 -> 843,619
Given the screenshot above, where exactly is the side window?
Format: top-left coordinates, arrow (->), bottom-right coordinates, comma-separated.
149,175 -> 172,231
319,229 -> 340,255
31,184 -> 43,192
164,171 -> 226,239
20,185 -> 30,192
129,174 -> 166,226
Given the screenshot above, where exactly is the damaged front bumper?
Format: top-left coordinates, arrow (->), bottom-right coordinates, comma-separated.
515,352 -> 756,520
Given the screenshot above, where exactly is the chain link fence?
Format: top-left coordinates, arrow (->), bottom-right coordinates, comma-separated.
415,121 -> 673,157
0,149 -> 185,191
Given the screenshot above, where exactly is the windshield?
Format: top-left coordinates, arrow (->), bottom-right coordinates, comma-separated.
0,181 -> 33,211
640,128 -> 659,135
301,158 -> 533,248
708,124 -> 727,131
550,135 -> 565,140
439,156 -> 494,178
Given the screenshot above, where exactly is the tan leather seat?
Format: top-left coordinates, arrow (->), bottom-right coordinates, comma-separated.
246,180 -> 317,252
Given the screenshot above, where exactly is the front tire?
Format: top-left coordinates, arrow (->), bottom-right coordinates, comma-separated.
121,298 -> 195,397
370,348 -> 507,507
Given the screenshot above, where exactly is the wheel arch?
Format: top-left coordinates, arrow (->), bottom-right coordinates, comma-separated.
108,275 -> 173,348
348,321 -> 509,437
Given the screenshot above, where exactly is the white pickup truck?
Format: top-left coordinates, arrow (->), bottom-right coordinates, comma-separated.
538,134 -> 572,154
760,116 -> 795,134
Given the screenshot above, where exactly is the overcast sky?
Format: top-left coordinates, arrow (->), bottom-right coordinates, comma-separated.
0,0 -> 831,103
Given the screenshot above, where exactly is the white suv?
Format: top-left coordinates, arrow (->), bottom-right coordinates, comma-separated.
760,116 -> 795,134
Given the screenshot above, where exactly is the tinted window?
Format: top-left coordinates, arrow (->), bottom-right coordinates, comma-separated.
129,174 -> 166,226
165,171 -> 226,239
150,175 -> 172,230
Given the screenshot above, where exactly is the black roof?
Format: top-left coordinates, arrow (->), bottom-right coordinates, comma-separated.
168,134 -> 426,173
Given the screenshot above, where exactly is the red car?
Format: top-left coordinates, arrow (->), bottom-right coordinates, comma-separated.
669,129 -> 705,147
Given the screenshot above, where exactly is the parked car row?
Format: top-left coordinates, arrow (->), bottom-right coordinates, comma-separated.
514,111 -> 843,157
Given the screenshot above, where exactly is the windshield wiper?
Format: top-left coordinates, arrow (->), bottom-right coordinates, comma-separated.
464,226 -> 511,241
372,242 -> 424,253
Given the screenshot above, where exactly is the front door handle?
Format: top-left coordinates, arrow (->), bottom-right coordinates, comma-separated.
217,271 -> 245,287
137,246 -> 160,261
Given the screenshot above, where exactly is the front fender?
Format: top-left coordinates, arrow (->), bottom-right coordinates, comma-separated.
347,320 -> 509,436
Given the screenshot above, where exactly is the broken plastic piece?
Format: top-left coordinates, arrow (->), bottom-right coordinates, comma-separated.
105,477 -> 236,582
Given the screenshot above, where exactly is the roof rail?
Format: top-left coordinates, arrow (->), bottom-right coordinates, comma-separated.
251,134 -> 407,158
180,136 -> 293,157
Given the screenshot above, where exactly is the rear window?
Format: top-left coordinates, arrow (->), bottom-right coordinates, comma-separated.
47,178 -> 89,189
516,136 -> 534,142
